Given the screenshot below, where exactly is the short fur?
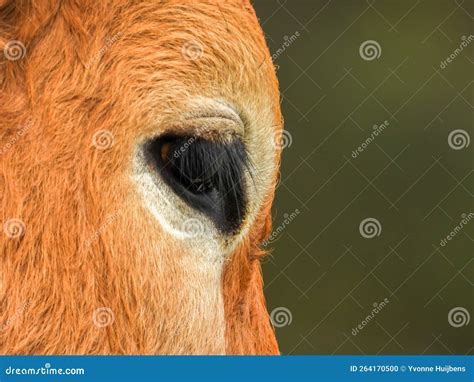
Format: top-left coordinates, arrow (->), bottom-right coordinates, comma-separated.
0,0 -> 282,354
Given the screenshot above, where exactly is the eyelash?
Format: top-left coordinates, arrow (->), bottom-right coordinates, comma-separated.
145,134 -> 250,234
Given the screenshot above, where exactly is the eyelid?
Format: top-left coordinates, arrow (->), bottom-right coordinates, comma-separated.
172,98 -> 245,142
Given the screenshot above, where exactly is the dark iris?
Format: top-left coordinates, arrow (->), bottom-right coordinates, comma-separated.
144,134 -> 248,234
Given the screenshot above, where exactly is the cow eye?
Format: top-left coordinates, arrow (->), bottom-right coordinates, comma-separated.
144,134 -> 249,234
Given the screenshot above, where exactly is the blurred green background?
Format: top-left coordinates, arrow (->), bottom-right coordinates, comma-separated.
253,0 -> 473,354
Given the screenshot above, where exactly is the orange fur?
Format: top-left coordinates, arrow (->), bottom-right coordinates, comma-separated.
0,0 -> 282,354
